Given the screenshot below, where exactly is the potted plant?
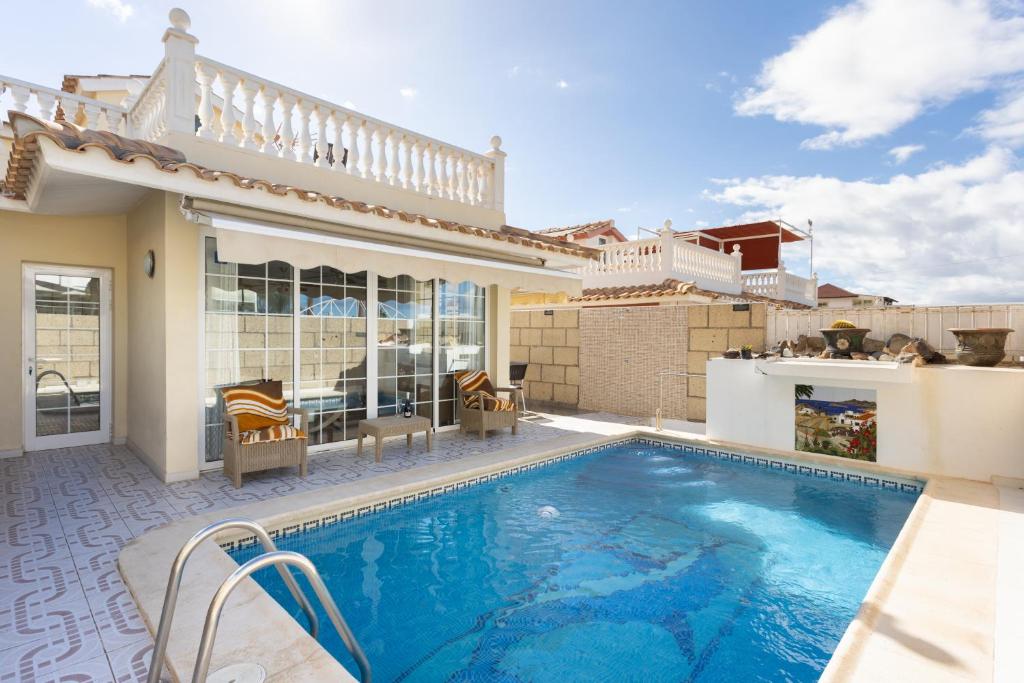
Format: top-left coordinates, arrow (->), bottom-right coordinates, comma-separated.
820,319 -> 871,358
740,344 -> 753,360
947,328 -> 1014,367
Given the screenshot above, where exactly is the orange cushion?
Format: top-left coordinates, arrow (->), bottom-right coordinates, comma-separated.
240,425 -> 306,445
222,384 -> 289,432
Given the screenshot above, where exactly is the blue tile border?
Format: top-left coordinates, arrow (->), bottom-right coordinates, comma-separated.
221,436 -> 925,552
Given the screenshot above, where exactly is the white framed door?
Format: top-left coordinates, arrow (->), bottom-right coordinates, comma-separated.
22,264 -> 112,451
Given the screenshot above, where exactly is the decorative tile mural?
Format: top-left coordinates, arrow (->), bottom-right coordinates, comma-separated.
795,385 -> 877,461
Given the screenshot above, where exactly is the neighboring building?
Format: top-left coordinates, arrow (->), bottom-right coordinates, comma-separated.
536,219 -> 628,248
517,218 -> 817,309
0,10 -> 592,479
817,283 -> 897,308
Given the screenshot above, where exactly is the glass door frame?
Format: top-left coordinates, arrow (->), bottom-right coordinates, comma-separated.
22,263 -> 113,451
196,229 -> 490,470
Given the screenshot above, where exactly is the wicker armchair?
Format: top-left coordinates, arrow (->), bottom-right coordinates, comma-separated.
223,406 -> 309,488
458,386 -> 522,439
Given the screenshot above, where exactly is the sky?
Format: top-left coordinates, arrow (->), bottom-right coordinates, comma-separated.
5,0 -> 1024,304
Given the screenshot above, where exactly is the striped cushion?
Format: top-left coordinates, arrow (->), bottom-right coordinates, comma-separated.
454,370 -> 515,412
222,385 -> 289,432
240,425 -> 306,445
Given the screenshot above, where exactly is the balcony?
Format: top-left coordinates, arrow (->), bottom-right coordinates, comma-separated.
1,9 -> 505,229
576,223 -> 818,307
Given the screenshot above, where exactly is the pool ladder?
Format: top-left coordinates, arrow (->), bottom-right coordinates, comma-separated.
146,517 -> 372,683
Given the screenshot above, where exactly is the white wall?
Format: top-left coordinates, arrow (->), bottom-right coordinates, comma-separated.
707,358 -> 1024,482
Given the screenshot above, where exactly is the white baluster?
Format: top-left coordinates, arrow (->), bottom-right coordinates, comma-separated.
196,63 -> 217,139
374,125 -> 387,181
362,122 -> 375,179
82,103 -> 101,130
218,72 -> 240,144
413,141 -> 425,192
448,152 -> 460,200
436,147 -> 448,197
260,86 -> 277,154
346,117 -> 361,175
296,99 -> 314,162
456,156 -> 468,204
314,107 -> 329,168
480,160 -> 492,207
426,144 -> 438,196
240,80 -> 259,149
277,92 -> 297,159
11,85 -> 30,113
35,91 -> 56,121
331,111 -> 345,171
388,130 -> 401,186
468,159 -> 480,205
401,136 -> 413,189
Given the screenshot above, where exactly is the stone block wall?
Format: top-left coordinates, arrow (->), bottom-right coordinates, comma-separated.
508,301 -> 769,422
510,309 -> 580,405
579,306 -> 689,419
684,303 -> 767,420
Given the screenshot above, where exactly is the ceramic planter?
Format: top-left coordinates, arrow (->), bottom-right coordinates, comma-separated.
819,327 -> 871,358
947,328 -> 1013,367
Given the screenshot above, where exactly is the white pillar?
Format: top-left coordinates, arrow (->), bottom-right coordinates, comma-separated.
161,8 -> 199,136
658,219 -> 675,276
484,135 -> 506,212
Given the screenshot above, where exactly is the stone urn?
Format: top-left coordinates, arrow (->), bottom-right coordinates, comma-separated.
947,328 -> 1014,367
819,327 -> 871,358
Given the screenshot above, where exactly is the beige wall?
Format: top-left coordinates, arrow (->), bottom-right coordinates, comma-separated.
685,303 -> 767,420
508,301 -> 768,422
579,306 -> 688,419
510,309 -> 580,405
0,210 -> 128,455
126,192 -> 200,481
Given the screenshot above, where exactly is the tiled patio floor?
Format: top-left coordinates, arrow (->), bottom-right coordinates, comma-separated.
0,411 -> 641,682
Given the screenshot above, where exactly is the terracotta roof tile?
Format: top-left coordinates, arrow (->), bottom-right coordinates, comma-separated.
536,219 -> 626,243
570,279 -> 717,302
1,112 -> 598,261
817,283 -> 859,298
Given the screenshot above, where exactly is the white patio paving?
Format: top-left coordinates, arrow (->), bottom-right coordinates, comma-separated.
0,410 -> 643,683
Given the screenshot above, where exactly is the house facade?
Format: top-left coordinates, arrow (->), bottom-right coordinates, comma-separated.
0,9 -> 589,480
817,282 -> 897,308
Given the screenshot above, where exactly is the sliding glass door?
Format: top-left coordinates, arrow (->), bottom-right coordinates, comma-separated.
200,236 -> 487,464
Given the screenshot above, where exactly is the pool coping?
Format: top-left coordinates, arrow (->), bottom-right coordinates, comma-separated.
120,427 -> 983,682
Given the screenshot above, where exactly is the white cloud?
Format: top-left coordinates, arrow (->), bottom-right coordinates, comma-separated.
87,0 -> 134,22
736,0 -> 1024,149
556,79 -> 569,89
974,85 -> 1024,146
706,147 -> 1024,303
399,87 -> 417,98
508,65 -> 521,78
888,144 -> 925,164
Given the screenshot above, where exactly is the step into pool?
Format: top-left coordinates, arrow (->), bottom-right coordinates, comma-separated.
231,440 -> 920,682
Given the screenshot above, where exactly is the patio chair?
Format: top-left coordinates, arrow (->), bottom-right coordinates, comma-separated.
221,381 -> 309,488
509,362 -> 529,412
454,370 -> 522,439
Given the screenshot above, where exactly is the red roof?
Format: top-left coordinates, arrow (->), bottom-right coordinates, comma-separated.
679,220 -> 805,270
537,219 -> 628,243
817,283 -> 859,298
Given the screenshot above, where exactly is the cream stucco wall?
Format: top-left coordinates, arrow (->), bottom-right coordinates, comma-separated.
0,210 -> 128,456
126,192 -> 200,482
707,358 -> 1024,482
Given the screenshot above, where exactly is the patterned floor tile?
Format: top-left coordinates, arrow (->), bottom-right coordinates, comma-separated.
0,410 -> 640,681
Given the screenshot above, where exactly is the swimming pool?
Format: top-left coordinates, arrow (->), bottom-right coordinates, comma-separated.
232,440 -> 920,682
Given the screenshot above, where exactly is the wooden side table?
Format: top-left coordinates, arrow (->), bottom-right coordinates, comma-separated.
357,415 -> 432,463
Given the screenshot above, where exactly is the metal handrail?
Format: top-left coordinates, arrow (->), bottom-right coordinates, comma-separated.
147,518 -> 320,683
193,550 -> 372,683
655,370 -> 702,431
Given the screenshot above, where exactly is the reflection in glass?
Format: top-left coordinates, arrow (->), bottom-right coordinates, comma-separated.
33,274 -> 102,437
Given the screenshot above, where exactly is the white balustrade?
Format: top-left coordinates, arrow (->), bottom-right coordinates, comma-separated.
5,9 -> 505,213
741,267 -> 817,307
577,236 -> 743,295
1,75 -> 129,134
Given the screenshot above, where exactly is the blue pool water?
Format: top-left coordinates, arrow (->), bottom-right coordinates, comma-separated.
232,442 -> 919,682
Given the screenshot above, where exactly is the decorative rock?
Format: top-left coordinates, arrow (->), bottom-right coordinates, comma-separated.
782,347 -> 794,358
850,352 -> 872,361
805,335 -> 826,352
884,333 -> 912,356
862,337 -> 885,353
723,348 -> 740,359
877,353 -> 894,361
